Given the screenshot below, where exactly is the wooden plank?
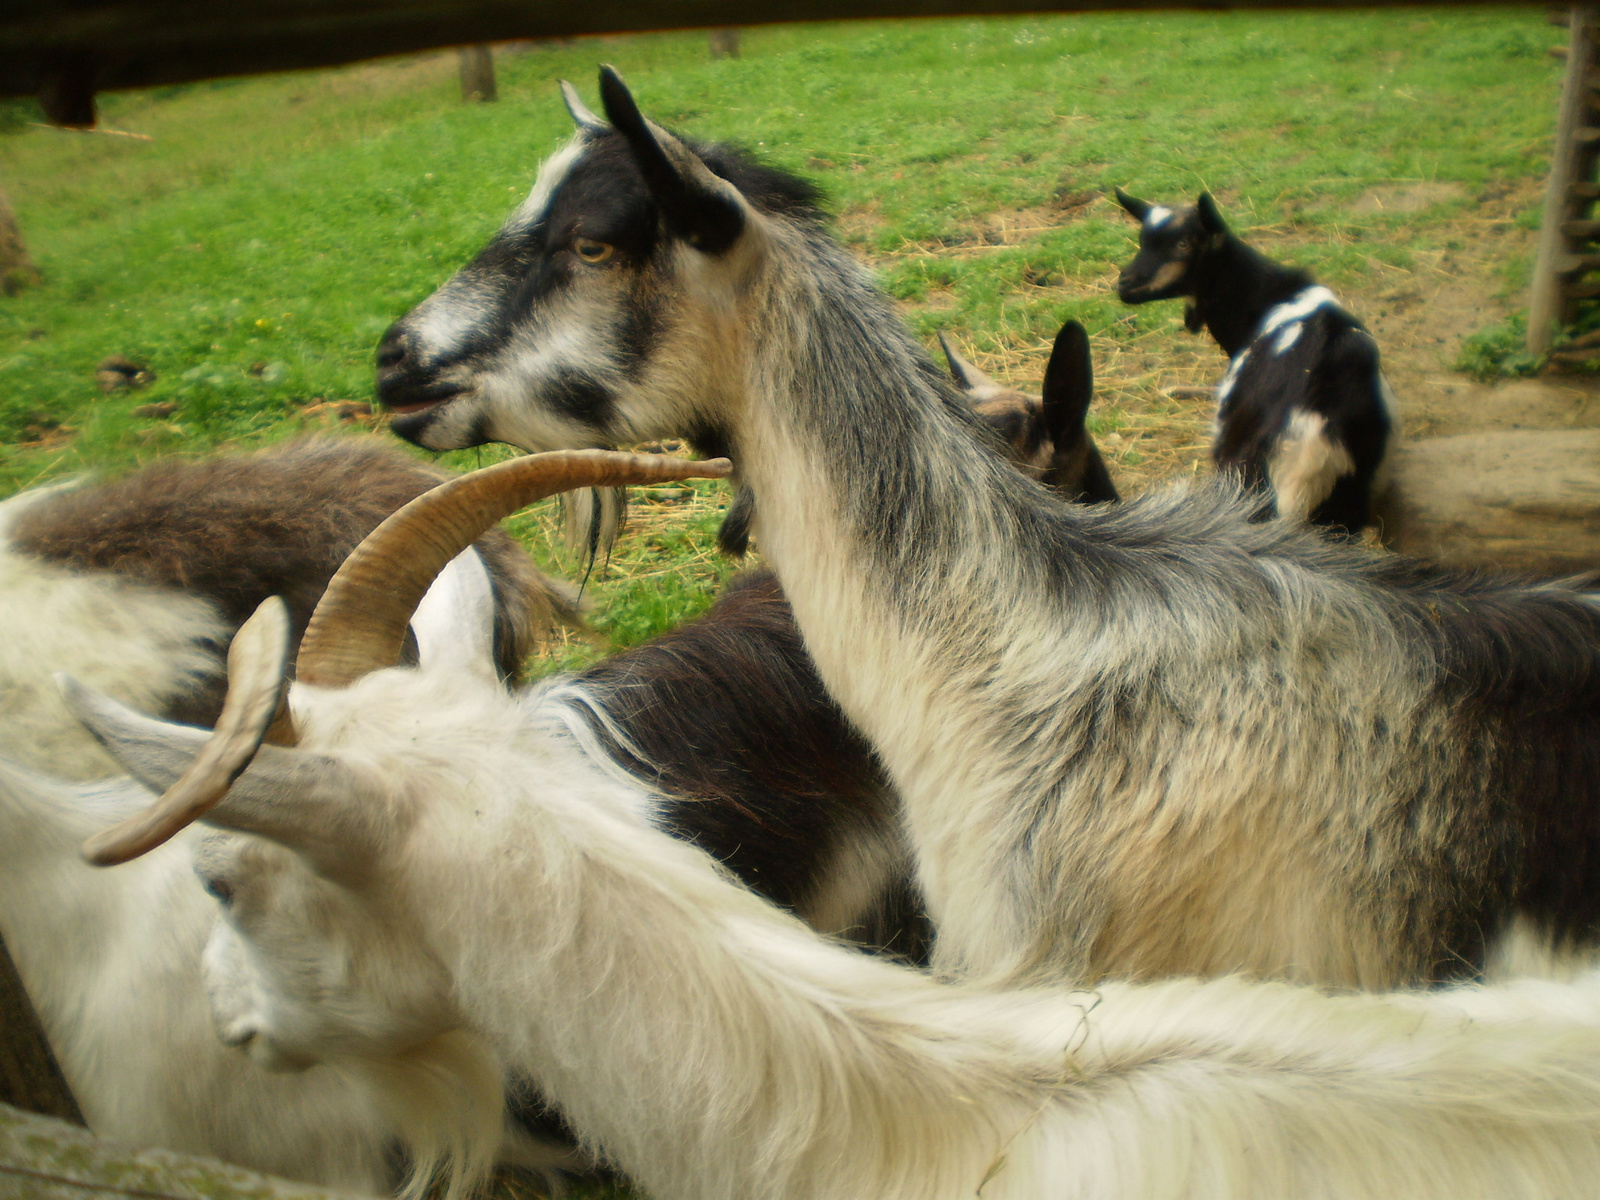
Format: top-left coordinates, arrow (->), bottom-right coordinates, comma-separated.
1564,277 -> 1600,297
1562,217 -> 1600,236
0,935 -> 80,1127
0,0 -> 1566,107
1530,7 -> 1600,352
0,1102 -> 368,1199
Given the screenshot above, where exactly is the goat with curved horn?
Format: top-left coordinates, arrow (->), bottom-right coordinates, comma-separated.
69,449 -> 731,865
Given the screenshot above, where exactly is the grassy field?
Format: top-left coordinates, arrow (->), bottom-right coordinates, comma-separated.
0,8 -> 1567,668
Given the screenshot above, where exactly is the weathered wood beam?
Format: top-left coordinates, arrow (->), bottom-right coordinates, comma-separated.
1529,7 -> 1600,352
0,0 -> 1556,109
0,934 -> 81,1127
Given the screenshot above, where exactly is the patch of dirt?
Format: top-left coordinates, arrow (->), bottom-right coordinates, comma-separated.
1351,181 -> 1469,215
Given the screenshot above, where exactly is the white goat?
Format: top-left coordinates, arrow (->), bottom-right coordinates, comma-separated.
0,438 -> 583,1191
66,449 -> 1600,1200
365,71 -> 1600,990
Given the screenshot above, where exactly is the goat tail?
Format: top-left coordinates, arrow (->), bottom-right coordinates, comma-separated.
349,1029 -> 505,1200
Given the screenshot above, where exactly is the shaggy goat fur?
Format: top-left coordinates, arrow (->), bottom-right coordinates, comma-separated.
1114,189 -> 1394,530
67,579 -> 1600,1200
0,440 -> 585,1189
0,437 -> 573,779
355,70 -> 1600,990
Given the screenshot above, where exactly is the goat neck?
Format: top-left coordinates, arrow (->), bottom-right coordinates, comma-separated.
1186,236 -> 1313,357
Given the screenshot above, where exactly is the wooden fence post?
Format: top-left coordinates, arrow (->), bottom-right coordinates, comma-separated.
1529,6 -> 1600,353
457,45 -> 496,103
0,933 -> 82,1126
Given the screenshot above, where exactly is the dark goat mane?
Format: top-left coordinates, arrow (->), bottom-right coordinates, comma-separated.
11,437 -> 573,718
685,136 -> 827,222
571,569 -> 928,958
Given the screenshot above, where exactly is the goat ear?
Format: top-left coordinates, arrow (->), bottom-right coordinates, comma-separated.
1113,187 -> 1152,222
560,80 -> 610,134
597,65 -> 746,255
936,332 -> 1001,396
60,680 -> 379,876
409,550 -> 499,682
1041,321 -> 1094,443
1196,192 -> 1228,235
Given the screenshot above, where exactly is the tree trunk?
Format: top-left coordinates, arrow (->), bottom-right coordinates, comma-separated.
0,933 -> 82,1126
0,185 -> 39,297
709,28 -> 741,58
457,45 -> 496,103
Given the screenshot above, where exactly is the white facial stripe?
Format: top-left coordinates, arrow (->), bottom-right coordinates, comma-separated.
508,136 -> 587,233
1257,286 -> 1338,342
1274,323 -> 1303,356
1146,206 -> 1174,228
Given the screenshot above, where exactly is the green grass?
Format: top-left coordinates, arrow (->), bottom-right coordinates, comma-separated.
0,8 -> 1567,659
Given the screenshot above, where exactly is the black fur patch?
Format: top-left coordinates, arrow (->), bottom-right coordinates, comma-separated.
573,570 -> 925,954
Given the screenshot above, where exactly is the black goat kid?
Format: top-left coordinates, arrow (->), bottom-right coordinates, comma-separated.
1114,189 -> 1394,531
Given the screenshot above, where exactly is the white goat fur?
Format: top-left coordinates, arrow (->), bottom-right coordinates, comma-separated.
0,488 -> 224,780
88,636 -> 1600,1200
0,548 -> 563,1195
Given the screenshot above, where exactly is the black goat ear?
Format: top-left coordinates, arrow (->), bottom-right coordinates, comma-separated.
1113,187 -> 1151,222
1196,192 -> 1228,235
1041,321 -> 1094,443
598,65 -> 746,255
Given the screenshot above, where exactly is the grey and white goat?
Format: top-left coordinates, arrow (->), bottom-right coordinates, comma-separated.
65,450 -> 1600,1200
364,70 -> 1600,991
1114,189 -> 1395,531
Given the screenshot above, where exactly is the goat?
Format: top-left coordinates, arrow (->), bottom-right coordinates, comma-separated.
0,436 -> 569,780
1113,189 -> 1395,530
66,449 -> 1600,1200
939,321 -> 1118,504
0,437 -> 931,1186
0,436 -> 593,1190
361,69 -> 1600,992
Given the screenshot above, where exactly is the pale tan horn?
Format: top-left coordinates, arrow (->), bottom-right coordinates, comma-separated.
81,596 -> 292,866
294,449 -> 732,690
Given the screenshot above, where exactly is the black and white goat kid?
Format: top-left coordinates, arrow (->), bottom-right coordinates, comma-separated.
357,69 -> 1600,992
1115,189 -> 1395,531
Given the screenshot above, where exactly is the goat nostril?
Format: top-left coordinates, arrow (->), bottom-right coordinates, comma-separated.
375,326 -> 408,370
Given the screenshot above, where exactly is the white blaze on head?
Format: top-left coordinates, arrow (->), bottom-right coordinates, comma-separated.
1273,323 -> 1304,356
1146,206 -> 1174,229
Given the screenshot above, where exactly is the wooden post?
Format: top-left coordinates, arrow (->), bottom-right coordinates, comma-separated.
0,933 -> 82,1126
709,28 -> 741,58
1529,7 -> 1600,353
0,184 -> 39,296
456,44 -> 496,103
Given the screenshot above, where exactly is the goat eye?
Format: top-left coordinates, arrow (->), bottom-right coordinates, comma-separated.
1174,238 -> 1194,255
573,238 -> 614,265
202,876 -> 236,906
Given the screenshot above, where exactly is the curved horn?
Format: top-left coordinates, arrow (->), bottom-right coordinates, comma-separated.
76,596 -> 292,866
294,449 -> 732,690
560,80 -> 609,134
